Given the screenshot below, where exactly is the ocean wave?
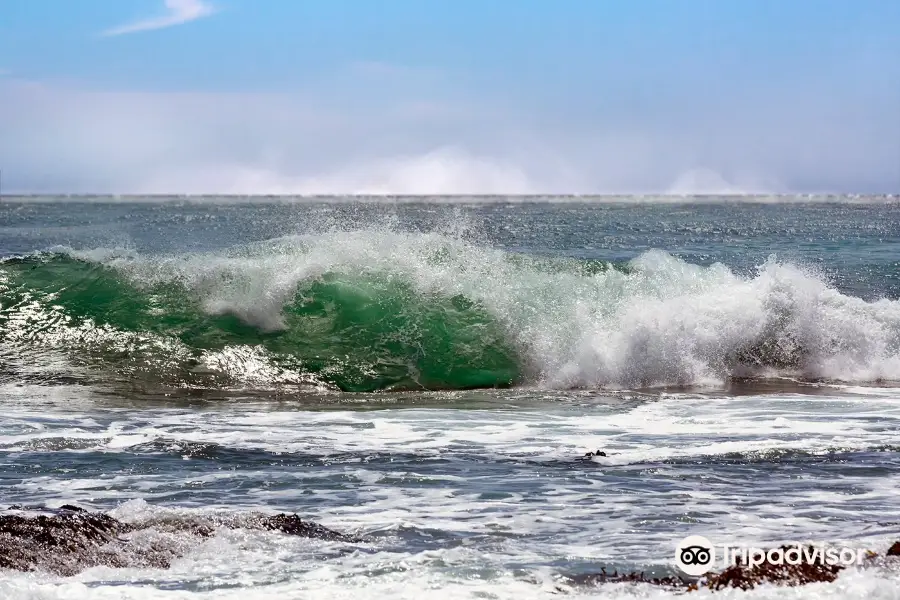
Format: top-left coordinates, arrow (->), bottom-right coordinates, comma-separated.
1,230 -> 899,391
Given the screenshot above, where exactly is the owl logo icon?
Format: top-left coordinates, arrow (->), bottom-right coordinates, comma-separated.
675,535 -> 716,576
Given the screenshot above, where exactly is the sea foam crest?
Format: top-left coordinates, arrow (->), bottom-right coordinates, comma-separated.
77,229 -> 900,388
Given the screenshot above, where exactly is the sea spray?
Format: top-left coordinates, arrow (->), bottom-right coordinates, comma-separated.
2,229 -> 900,391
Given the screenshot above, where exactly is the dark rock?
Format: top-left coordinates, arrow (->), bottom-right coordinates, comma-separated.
562,542 -> 900,593
0,507 -> 360,575
0,511 -> 145,576
704,546 -> 843,591
256,513 -> 362,543
581,450 -> 607,458
562,569 -> 688,589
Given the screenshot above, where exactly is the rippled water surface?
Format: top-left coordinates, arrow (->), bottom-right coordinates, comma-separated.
2,197 -> 900,599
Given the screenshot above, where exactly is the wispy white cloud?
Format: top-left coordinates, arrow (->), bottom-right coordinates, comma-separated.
102,0 -> 216,36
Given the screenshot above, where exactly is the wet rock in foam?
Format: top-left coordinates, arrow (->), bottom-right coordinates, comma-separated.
704,546 -> 844,591
1,505 -> 896,591
0,505 -> 359,576
563,544 -> 896,593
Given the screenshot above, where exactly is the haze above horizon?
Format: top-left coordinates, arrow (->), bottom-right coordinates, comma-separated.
1,0 -> 898,195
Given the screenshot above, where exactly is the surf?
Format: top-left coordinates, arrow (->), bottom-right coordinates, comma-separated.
1,229 -> 899,392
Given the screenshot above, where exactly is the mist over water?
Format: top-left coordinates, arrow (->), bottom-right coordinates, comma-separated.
2,198 -> 900,599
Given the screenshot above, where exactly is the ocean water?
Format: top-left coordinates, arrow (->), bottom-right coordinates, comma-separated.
1,197 -> 900,599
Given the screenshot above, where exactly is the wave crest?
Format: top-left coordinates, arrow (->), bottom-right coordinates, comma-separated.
2,231 -> 899,391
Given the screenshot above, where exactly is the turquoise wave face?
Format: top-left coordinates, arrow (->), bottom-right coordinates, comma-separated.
0,253 -> 525,392
2,230 -> 899,392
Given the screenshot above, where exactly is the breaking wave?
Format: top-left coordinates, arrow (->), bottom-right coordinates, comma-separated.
1,230 -> 899,391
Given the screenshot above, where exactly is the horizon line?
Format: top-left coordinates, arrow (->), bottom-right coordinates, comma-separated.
1,193 -> 898,200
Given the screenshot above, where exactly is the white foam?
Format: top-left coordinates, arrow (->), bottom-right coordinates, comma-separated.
2,386 -> 900,598
1,542 -> 899,599
74,229 -> 900,388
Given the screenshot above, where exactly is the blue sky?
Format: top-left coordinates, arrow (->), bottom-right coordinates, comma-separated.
0,0 -> 898,194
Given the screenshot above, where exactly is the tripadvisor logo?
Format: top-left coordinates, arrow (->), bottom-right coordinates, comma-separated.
674,535 -> 867,577
675,535 -> 716,576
